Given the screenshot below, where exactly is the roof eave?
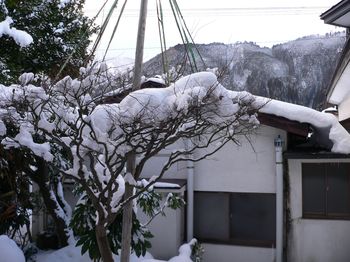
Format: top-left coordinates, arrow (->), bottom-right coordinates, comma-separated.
321,0 -> 350,27
325,37 -> 350,107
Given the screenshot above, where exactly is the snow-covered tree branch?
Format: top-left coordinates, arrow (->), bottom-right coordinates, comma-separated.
0,65 -> 261,261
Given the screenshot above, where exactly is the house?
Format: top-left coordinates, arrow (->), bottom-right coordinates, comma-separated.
139,94 -> 350,262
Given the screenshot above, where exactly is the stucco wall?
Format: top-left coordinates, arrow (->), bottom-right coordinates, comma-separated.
194,125 -> 286,193
141,142 -> 187,179
288,158 -> 350,262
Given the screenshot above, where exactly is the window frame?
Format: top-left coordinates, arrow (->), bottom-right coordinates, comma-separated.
194,191 -> 276,248
302,162 -> 350,220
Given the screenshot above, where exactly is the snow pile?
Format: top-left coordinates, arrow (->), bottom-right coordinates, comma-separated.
168,239 -> 197,262
255,97 -> 350,154
0,17 -> 33,47
0,235 -> 25,262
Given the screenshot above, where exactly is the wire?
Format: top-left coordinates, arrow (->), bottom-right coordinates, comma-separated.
85,6 -> 331,17
93,34 -> 345,52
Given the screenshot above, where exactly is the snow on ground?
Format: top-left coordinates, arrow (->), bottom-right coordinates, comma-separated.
0,235 -> 25,262
0,235 -> 195,262
35,244 -> 154,262
34,240 -> 196,262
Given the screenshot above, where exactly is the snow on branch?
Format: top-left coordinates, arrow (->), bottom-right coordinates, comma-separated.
0,17 -> 33,47
0,67 -> 260,227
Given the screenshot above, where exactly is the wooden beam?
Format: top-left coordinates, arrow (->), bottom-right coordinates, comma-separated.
258,112 -> 309,137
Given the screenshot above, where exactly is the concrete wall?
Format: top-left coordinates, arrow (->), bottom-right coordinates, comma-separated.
288,158 -> 350,262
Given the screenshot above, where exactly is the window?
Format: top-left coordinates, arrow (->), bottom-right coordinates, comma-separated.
194,192 -> 276,247
302,163 -> 350,219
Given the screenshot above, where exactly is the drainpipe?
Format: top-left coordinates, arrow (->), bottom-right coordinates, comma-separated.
274,135 -> 284,262
185,140 -> 194,242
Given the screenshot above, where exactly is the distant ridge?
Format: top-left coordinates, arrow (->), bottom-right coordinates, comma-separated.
143,33 -> 345,109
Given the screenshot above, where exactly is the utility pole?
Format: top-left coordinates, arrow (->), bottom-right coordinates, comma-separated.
120,1 -> 148,262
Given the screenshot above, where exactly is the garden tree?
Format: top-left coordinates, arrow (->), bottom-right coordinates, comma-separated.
0,0 -> 97,84
0,66 -> 261,261
0,113 -> 74,248
0,0 -> 96,248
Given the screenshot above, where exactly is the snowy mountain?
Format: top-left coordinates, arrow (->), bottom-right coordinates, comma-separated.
143,33 -> 345,109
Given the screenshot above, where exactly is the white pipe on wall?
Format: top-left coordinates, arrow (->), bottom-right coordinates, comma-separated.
184,140 -> 194,242
274,135 -> 284,262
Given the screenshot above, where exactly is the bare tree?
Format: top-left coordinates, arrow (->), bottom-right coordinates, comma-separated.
0,66 -> 260,261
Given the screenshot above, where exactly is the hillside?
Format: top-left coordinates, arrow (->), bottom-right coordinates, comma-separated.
143,33 -> 345,109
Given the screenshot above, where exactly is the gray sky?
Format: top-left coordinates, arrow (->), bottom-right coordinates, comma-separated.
84,0 -> 341,61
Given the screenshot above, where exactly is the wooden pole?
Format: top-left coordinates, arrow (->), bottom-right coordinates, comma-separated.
132,0 -> 148,92
120,1 -> 148,262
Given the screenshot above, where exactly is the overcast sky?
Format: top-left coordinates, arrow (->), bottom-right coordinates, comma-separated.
84,0 -> 341,61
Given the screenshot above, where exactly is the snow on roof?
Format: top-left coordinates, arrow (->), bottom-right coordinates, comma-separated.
0,17 -> 33,47
255,96 -> 350,154
91,71 -> 350,154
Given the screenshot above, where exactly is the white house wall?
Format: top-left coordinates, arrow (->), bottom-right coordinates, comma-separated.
194,125 -> 286,193
288,158 -> 350,262
338,95 -> 350,121
141,141 -> 187,179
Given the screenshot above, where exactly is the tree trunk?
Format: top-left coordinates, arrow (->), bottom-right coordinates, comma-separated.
96,224 -> 114,262
31,158 -> 69,247
120,152 -> 136,262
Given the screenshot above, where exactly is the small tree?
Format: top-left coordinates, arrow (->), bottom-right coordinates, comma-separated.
0,65 -> 260,261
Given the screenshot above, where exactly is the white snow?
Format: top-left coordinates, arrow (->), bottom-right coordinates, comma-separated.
168,239 -> 197,262
33,239 -> 196,262
146,77 -> 166,85
9,126 -> 53,162
154,182 -> 181,189
35,244 -> 154,262
19,72 -> 34,85
58,0 -> 72,8
0,235 -> 25,262
254,96 -> 350,154
0,17 -> 33,47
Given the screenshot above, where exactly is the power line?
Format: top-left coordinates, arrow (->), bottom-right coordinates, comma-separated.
85,6 -> 330,17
